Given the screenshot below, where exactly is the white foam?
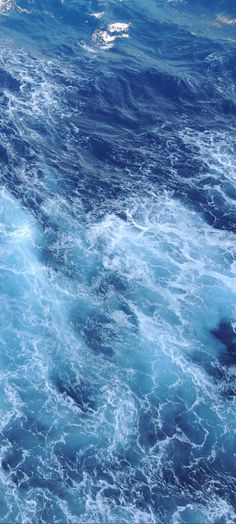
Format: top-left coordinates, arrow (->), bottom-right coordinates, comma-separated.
0,0 -> 14,13
92,30 -> 117,46
179,128 -> 236,191
216,14 -> 236,26
90,12 -> 105,19
108,22 -> 130,33
89,193 -> 236,389
91,19 -> 130,50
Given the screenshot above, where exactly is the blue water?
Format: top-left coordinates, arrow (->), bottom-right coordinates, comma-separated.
0,0 -> 236,522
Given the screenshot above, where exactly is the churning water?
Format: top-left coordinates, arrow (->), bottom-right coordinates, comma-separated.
0,0 -> 236,522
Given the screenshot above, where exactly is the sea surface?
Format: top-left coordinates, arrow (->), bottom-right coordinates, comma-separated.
0,0 -> 236,523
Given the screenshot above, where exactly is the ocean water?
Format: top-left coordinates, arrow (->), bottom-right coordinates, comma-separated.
0,0 -> 235,522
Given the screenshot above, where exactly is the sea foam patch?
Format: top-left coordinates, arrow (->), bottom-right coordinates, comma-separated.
91,20 -> 130,49
2,180 -> 235,521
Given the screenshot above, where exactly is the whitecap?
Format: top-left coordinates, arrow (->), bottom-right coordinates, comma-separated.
107,22 -> 131,33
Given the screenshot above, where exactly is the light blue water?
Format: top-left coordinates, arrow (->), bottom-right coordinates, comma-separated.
0,1 -> 236,523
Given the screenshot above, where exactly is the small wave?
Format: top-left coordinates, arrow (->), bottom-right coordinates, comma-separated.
91,19 -> 130,50
216,14 -> 236,26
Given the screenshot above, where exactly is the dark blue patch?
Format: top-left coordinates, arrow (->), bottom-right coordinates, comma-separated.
102,487 -> 121,504
0,68 -> 20,92
52,369 -> 95,412
138,408 -> 159,449
97,272 -> 127,296
212,320 -> 236,365
2,447 -> 23,473
0,143 -> 8,163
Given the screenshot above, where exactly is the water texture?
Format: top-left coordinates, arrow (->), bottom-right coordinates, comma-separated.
0,0 -> 235,523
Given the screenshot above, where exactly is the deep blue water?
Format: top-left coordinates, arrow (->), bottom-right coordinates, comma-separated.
0,0 -> 236,523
